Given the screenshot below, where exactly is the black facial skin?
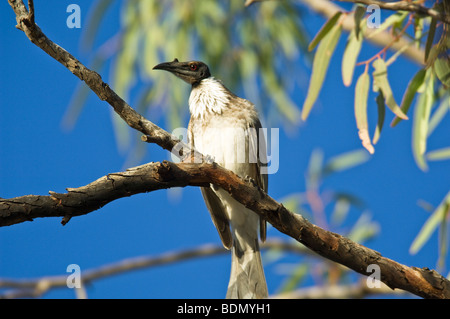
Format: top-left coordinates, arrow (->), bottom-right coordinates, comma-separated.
153,58 -> 211,85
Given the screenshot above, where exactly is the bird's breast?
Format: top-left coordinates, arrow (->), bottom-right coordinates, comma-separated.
189,114 -> 258,179
189,77 -> 229,119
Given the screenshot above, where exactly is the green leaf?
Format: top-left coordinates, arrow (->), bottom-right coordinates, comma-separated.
62,82 -> 91,131
426,147 -> 450,161
306,148 -> 324,190
342,22 -> 364,86
428,93 -> 450,136
412,70 -> 435,171
366,11 -> 409,39
280,193 -> 304,214
278,264 -> 309,293
354,72 -> 374,154
302,23 -> 342,120
385,43 -> 410,66
434,57 -> 450,87
262,66 -> 302,123
62,51 -> 108,130
353,5 -> 366,40
331,197 -> 351,225
391,69 -> 426,127
322,149 -> 370,176
372,59 -> 408,120
413,16 -> 425,49
424,18 -> 437,63
347,212 -> 379,244
410,191 -> 450,254
373,91 -> 385,145
308,11 -> 342,51
81,0 -> 115,51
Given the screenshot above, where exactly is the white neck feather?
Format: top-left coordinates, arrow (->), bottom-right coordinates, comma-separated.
189,77 -> 229,119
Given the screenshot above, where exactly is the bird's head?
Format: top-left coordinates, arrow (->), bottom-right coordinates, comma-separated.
153,58 -> 211,85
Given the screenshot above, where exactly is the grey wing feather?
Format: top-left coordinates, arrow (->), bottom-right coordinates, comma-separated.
249,117 -> 268,242
201,187 -> 233,250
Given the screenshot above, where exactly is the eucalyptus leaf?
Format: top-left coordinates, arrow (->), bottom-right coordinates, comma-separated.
308,11 -> 342,52
372,59 -> 408,120
373,91 -> 385,145
424,18 -> 437,63
322,149 -> 370,176
353,5 -> 366,40
81,0 -> 115,50
434,57 -> 450,87
278,264 -> 309,293
354,72 -> 374,153
302,23 -> 342,120
342,22 -> 364,86
426,147 -> 450,161
347,212 -> 379,244
412,70 -> 435,171
391,69 -> 426,127
366,11 -> 409,39
410,191 -> 450,254
428,93 -> 450,136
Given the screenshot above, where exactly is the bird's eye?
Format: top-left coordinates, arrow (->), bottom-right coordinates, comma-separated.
190,64 -> 198,71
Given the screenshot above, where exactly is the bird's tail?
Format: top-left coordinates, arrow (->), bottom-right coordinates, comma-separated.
226,235 -> 268,299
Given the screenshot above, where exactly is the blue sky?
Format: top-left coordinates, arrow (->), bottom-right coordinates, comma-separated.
1,1 -> 449,299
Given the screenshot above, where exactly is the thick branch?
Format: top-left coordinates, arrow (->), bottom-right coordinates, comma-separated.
1,161 -> 450,299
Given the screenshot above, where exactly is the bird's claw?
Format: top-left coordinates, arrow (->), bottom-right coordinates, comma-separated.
204,154 -> 215,164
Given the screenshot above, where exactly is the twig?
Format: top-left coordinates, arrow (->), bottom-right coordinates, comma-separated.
300,0 -> 425,65
246,0 -> 450,25
339,0 -> 450,25
0,240 -> 404,299
270,280 -> 409,299
0,240 -> 301,298
356,12 -> 415,66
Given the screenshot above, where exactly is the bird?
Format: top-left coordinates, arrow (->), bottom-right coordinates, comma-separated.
153,58 -> 268,299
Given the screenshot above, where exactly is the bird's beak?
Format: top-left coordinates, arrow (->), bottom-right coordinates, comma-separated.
153,58 -> 182,72
153,58 -> 196,84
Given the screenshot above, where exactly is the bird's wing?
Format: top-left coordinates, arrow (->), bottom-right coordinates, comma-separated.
248,117 -> 268,242
200,187 -> 233,250
188,118 -> 233,250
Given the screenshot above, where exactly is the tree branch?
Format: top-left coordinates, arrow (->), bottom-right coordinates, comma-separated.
271,281 -> 409,299
339,0 -> 450,25
0,240 -> 304,298
246,0 -> 449,25
5,0 -> 450,299
300,0 -> 426,65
